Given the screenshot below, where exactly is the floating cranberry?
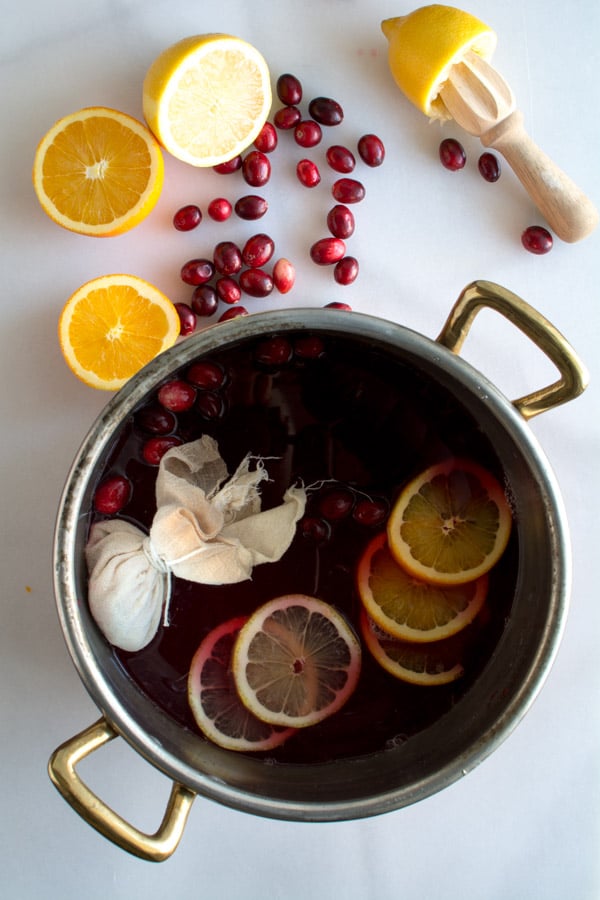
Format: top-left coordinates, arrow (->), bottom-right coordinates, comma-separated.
318,488 -> 354,520
242,233 -> 275,268
334,256 -> 359,285
327,204 -> 355,239
294,120 -> 322,148
235,195 -> 268,220
254,121 -> 278,153
219,306 -> 248,322
136,405 -> 176,435
213,155 -> 242,174
191,284 -> 218,318
521,225 -> 553,255
216,277 -> 242,305
93,475 -> 132,515
299,516 -> 331,544
326,145 -> 356,173
294,334 -> 325,359
158,379 -> 196,412
240,268 -> 274,298
310,237 -> 346,265
357,134 -> 385,167
478,152 -> 501,183
308,97 -> 344,126
353,498 -> 388,527
196,391 -> 226,420
213,241 -> 242,275
173,204 -> 202,231
273,258 -> 296,294
324,301 -> 352,310
332,178 -> 366,204
207,197 -> 233,221
255,336 -> 294,367
439,138 -> 466,171
277,73 -> 303,105
174,302 -> 197,336
273,106 -> 302,130
242,150 -> 271,187
297,159 -> 321,188
187,361 -> 227,390
142,436 -> 183,466
181,258 -> 214,286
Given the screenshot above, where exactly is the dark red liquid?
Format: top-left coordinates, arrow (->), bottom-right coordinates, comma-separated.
89,330 -> 518,764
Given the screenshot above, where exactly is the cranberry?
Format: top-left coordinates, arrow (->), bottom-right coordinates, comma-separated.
174,302 -> 197,336
326,145 -> 356,173
255,336 -> 294,367
254,121 -> 278,153
310,237 -> 346,265
207,197 -> 233,221
213,155 -> 242,174
93,475 -> 132,515
294,120 -> 322,148
334,256 -> 359,285
318,488 -> 354,520
521,225 -> 553,255
242,233 -> 275,268
308,97 -> 344,126
191,284 -> 218,318
242,150 -> 271,187
294,334 -> 325,359
478,152 -> 501,183
439,138 -> 466,171
327,204 -> 355,239
181,258 -> 214,286
173,204 -> 202,231
297,159 -> 321,188
332,178 -> 365,204
136,405 -> 176,435
277,73 -> 303,105
219,306 -> 248,322
357,134 -> 385,167
187,361 -> 227,390
353,498 -> 389,527
196,391 -> 226,420
240,268 -> 274,298
273,106 -> 302,130
213,241 -> 242,275
272,258 -> 296,294
157,379 -> 196,412
235,195 -> 268,220
299,516 -> 331,544
142,435 -> 183,466
324,301 -> 352,310
216,277 -> 242,304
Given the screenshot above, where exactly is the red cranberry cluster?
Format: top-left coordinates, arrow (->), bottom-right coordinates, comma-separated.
300,484 -> 389,546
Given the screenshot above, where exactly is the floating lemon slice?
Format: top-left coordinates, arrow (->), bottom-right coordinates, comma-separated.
381,5 -> 497,119
143,34 -> 272,166
32,107 -> 164,236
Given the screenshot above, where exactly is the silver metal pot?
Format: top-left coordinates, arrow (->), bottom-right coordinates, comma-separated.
49,281 -> 588,861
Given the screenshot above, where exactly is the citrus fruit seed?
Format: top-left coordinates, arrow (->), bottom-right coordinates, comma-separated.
387,458 -> 512,586
32,107 -> 164,236
232,594 -> 361,728
357,532 -> 488,642
188,617 -> 296,752
58,274 -> 180,390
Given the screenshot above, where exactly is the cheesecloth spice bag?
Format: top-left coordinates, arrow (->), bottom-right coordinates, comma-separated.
85,435 -> 306,651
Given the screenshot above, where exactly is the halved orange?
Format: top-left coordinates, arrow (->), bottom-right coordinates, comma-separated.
387,459 -> 512,586
188,616 -> 296,752
33,107 -> 164,236
232,595 -> 362,729
357,532 -> 488,642
58,274 -> 180,390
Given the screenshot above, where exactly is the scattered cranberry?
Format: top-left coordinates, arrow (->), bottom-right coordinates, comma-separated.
219,306 -> 248,322
299,516 -> 331,544
297,159 -> 321,188
216,277 -> 242,304
324,301 -> 352,310
173,204 -> 202,231
334,256 -> 359,285
187,361 -> 227,390
235,195 -> 268,220
521,225 -> 553,255
273,106 -> 302,130
93,475 -> 132,514
242,233 -> 275,268
332,178 -> 365,204
242,150 -> 271,187
273,258 -> 296,294
181,258 -> 214,286
277,73 -> 303,105
308,97 -> 344,126
310,237 -> 346,265
318,488 -> 354,520
142,435 -> 183,466
294,120 -> 322,148
327,204 -> 355,239
255,336 -> 294,367
174,302 -> 197,336
240,268 -> 274,298
136,405 -> 176,435
439,138 -> 466,171
357,134 -> 385,167
191,284 -> 218,317
353,498 -> 388,527
213,241 -> 242,275
213,156 -> 242,174
157,379 -> 196,412
326,145 -> 356,173
207,197 -> 233,221
196,391 -> 226,420
254,121 -> 278,153
478,152 -> 501,183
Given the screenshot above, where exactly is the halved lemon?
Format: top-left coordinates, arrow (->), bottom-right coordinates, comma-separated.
188,616 -> 296,752
387,458 -> 512,586
232,595 -> 362,729
357,532 -> 488,642
58,274 -> 180,390
143,34 -> 272,166
32,107 -> 164,236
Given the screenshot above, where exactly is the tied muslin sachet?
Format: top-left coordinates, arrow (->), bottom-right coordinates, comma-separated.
85,435 -> 306,652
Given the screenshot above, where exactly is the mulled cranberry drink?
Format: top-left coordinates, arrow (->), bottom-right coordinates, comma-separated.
87,328 -> 518,764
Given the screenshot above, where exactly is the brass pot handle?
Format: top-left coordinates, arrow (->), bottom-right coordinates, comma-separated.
437,280 -> 589,419
48,718 -> 195,862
